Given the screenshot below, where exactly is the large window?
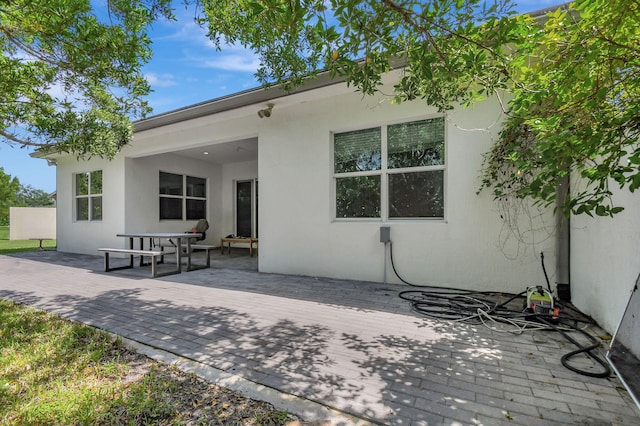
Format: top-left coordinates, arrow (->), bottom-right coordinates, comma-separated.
159,172 -> 207,220
75,170 -> 102,221
334,116 -> 445,219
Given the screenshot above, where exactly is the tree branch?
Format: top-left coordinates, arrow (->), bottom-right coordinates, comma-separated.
0,129 -> 31,147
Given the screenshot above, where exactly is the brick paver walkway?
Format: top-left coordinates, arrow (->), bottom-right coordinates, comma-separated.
1,251 -> 638,425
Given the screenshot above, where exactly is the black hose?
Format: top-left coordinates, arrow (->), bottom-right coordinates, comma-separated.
540,252 -> 552,293
390,242 -> 611,378
538,317 -> 611,378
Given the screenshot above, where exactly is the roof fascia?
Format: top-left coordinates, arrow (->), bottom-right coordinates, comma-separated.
133,70 -> 348,132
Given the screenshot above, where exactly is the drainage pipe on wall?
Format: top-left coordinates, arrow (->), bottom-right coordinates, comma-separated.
556,175 -> 571,301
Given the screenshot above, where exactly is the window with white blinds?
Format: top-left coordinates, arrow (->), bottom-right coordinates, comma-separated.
333,116 -> 445,219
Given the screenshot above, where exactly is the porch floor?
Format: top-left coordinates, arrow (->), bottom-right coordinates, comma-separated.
1,250 -> 638,425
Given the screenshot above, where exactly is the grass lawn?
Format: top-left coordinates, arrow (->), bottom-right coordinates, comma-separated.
0,225 -> 57,254
0,299 -> 294,425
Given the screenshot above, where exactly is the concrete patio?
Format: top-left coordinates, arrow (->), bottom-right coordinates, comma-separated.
1,250 -> 638,425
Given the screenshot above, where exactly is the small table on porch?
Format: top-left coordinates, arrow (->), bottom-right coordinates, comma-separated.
220,237 -> 258,256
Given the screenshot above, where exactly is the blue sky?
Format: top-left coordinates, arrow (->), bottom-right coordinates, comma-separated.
0,0 -> 562,193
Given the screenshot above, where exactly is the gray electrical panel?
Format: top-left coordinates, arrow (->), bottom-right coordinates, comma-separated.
380,226 -> 391,243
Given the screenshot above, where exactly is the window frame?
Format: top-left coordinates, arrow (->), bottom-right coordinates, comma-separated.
74,170 -> 103,222
159,171 -> 207,221
332,115 -> 446,222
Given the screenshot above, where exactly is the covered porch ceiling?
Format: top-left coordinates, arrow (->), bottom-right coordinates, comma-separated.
171,137 -> 258,165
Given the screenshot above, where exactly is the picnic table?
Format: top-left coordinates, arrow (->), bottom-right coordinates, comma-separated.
99,232 -> 207,277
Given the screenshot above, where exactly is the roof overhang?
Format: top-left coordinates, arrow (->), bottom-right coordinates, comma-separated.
133,70 -> 347,133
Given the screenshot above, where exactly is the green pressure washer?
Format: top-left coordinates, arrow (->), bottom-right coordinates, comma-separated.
525,285 -> 559,320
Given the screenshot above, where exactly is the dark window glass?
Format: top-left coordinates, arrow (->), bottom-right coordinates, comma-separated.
159,172 -> 183,196
186,176 -> 206,197
76,173 -> 89,196
236,181 -> 252,237
186,199 -> 206,220
160,197 -> 182,220
334,127 -> 382,173
336,175 -> 381,218
389,170 -> 444,218
388,117 -> 445,169
90,170 -> 103,194
91,196 -> 103,220
76,198 -> 88,221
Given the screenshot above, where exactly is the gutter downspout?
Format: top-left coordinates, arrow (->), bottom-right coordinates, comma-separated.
556,175 -> 571,301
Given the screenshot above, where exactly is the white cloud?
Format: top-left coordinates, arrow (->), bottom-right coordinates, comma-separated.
145,72 -> 177,87
201,53 -> 260,73
152,13 -> 259,73
155,14 -> 216,49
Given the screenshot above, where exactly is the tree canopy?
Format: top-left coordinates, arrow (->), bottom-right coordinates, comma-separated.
0,0 -> 173,158
16,185 -> 55,208
481,0 -> 640,217
200,0 -> 639,216
0,167 -> 21,225
0,167 -> 55,225
2,0 -> 637,217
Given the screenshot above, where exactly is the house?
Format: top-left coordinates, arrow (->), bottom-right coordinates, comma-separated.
43,65 -> 639,337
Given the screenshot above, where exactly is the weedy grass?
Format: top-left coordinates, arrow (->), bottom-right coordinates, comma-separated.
0,299 -> 293,425
0,226 -> 56,254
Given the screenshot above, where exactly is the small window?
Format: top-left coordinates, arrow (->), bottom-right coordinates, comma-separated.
159,172 -> 183,196
388,118 -> 445,168
159,172 -> 207,220
75,170 -> 102,221
334,127 -> 382,173
336,175 -> 381,218
388,170 -> 444,218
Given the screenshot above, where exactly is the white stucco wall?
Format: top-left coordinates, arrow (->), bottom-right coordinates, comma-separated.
571,187 -> 640,333
54,74 -> 555,295
56,155 -> 126,253
9,207 -> 56,240
255,87 -> 555,292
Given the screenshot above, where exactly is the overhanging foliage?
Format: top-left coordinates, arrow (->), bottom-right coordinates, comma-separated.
0,0 -> 174,158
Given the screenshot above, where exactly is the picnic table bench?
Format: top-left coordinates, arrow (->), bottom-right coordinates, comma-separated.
98,248 -> 164,278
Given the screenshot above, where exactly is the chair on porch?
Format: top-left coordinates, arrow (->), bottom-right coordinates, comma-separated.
188,218 -> 209,242
176,218 -> 210,254
152,219 -> 210,258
